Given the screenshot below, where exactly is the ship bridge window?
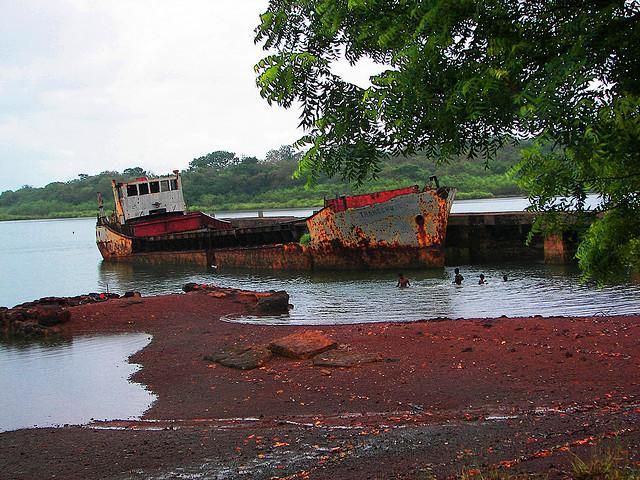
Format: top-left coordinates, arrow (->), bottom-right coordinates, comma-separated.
160,180 -> 170,192
170,179 -> 179,190
126,184 -> 138,196
149,181 -> 160,193
138,183 -> 150,195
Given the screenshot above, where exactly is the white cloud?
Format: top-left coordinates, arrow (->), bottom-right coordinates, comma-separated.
0,0 -> 302,191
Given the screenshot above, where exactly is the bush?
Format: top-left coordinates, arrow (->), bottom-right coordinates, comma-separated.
299,233 -> 311,245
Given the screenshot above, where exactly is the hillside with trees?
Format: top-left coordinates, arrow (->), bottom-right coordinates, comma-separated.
0,144 -> 524,221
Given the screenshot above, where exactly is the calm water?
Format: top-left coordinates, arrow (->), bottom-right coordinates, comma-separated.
1,198 -> 638,431
0,197 -> 637,320
94,262 -> 640,325
0,333 -> 155,432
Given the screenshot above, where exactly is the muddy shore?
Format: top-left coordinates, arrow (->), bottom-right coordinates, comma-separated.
1,290 -> 638,479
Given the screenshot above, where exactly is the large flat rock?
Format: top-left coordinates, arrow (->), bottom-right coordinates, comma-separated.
254,291 -> 289,314
204,346 -> 272,370
268,331 -> 337,359
312,350 -> 383,368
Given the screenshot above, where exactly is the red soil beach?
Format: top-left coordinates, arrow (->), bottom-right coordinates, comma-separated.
1,289 -> 639,479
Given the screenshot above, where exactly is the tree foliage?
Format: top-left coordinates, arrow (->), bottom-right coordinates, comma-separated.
0,171 -> 123,219
264,144 -> 300,164
122,167 -> 148,178
189,151 -> 240,170
255,0 -> 640,282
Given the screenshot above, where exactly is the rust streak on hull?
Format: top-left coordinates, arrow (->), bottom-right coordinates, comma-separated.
95,176 -> 456,270
211,244 -> 445,271
304,186 -> 455,269
96,224 -> 133,259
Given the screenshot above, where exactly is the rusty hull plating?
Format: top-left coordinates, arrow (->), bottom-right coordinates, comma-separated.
304,185 -> 456,269
96,222 -> 133,259
96,175 -> 456,270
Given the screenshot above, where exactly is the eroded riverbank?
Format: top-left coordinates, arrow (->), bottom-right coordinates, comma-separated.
1,290 -> 638,479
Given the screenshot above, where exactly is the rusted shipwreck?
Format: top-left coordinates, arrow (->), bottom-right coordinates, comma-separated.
96,171 -> 456,270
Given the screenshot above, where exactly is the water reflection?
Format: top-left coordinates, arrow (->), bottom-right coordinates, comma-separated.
97,262 -> 640,326
0,333 -> 156,432
222,265 -> 639,325
0,198 -> 604,308
98,261 -> 209,296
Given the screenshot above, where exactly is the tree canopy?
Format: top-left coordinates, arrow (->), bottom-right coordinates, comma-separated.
189,151 -> 240,170
122,167 -> 148,178
255,0 -> 639,283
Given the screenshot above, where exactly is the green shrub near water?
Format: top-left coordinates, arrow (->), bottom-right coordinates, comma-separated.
299,233 -> 311,245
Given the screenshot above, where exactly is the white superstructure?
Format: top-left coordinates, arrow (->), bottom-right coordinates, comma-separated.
111,170 -> 186,224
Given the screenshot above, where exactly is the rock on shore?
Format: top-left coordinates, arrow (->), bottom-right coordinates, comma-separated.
1,293 -> 117,338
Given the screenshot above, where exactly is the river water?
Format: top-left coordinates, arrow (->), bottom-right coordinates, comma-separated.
1,197 -> 638,431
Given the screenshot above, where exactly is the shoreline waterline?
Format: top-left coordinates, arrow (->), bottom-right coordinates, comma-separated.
0,332 -> 156,433
1,291 -> 637,479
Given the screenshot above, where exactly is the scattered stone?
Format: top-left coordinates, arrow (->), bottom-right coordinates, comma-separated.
2,293 -> 122,338
254,291 -> 289,315
121,300 -> 144,307
204,346 -> 272,370
2,304 -> 69,337
203,348 -> 239,363
208,292 -> 228,298
9,320 -> 48,338
181,284 -> 292,316
30,305 -> 71,326
15,293 -> 118,309
312,349 -> 382,368
183,283 -> 203,292
269,331 -> 337,359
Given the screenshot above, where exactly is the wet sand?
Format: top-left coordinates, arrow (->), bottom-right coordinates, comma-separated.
1,290 -> 638,479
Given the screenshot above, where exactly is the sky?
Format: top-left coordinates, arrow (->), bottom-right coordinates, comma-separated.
0,0 -> 313,193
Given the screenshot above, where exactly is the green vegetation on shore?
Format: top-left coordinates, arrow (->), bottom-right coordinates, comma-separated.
0,145 -> 524,221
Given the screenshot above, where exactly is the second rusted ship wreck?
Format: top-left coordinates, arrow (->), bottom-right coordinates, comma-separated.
96,171 -> 456,270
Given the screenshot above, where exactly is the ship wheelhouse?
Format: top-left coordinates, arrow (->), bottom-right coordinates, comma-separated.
112,170 -> 186,225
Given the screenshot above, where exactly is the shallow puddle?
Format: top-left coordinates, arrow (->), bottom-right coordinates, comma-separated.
0,333 -> 156,432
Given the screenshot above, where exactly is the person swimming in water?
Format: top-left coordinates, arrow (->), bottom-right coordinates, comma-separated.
478,273 -> 487,284
397,273 -> 410,288
453,268 -> 464,285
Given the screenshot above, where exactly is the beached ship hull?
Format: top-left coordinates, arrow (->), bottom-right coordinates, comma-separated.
300,185 -> 455,269
96,174 -> 456,270
96,213 -> 306,266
